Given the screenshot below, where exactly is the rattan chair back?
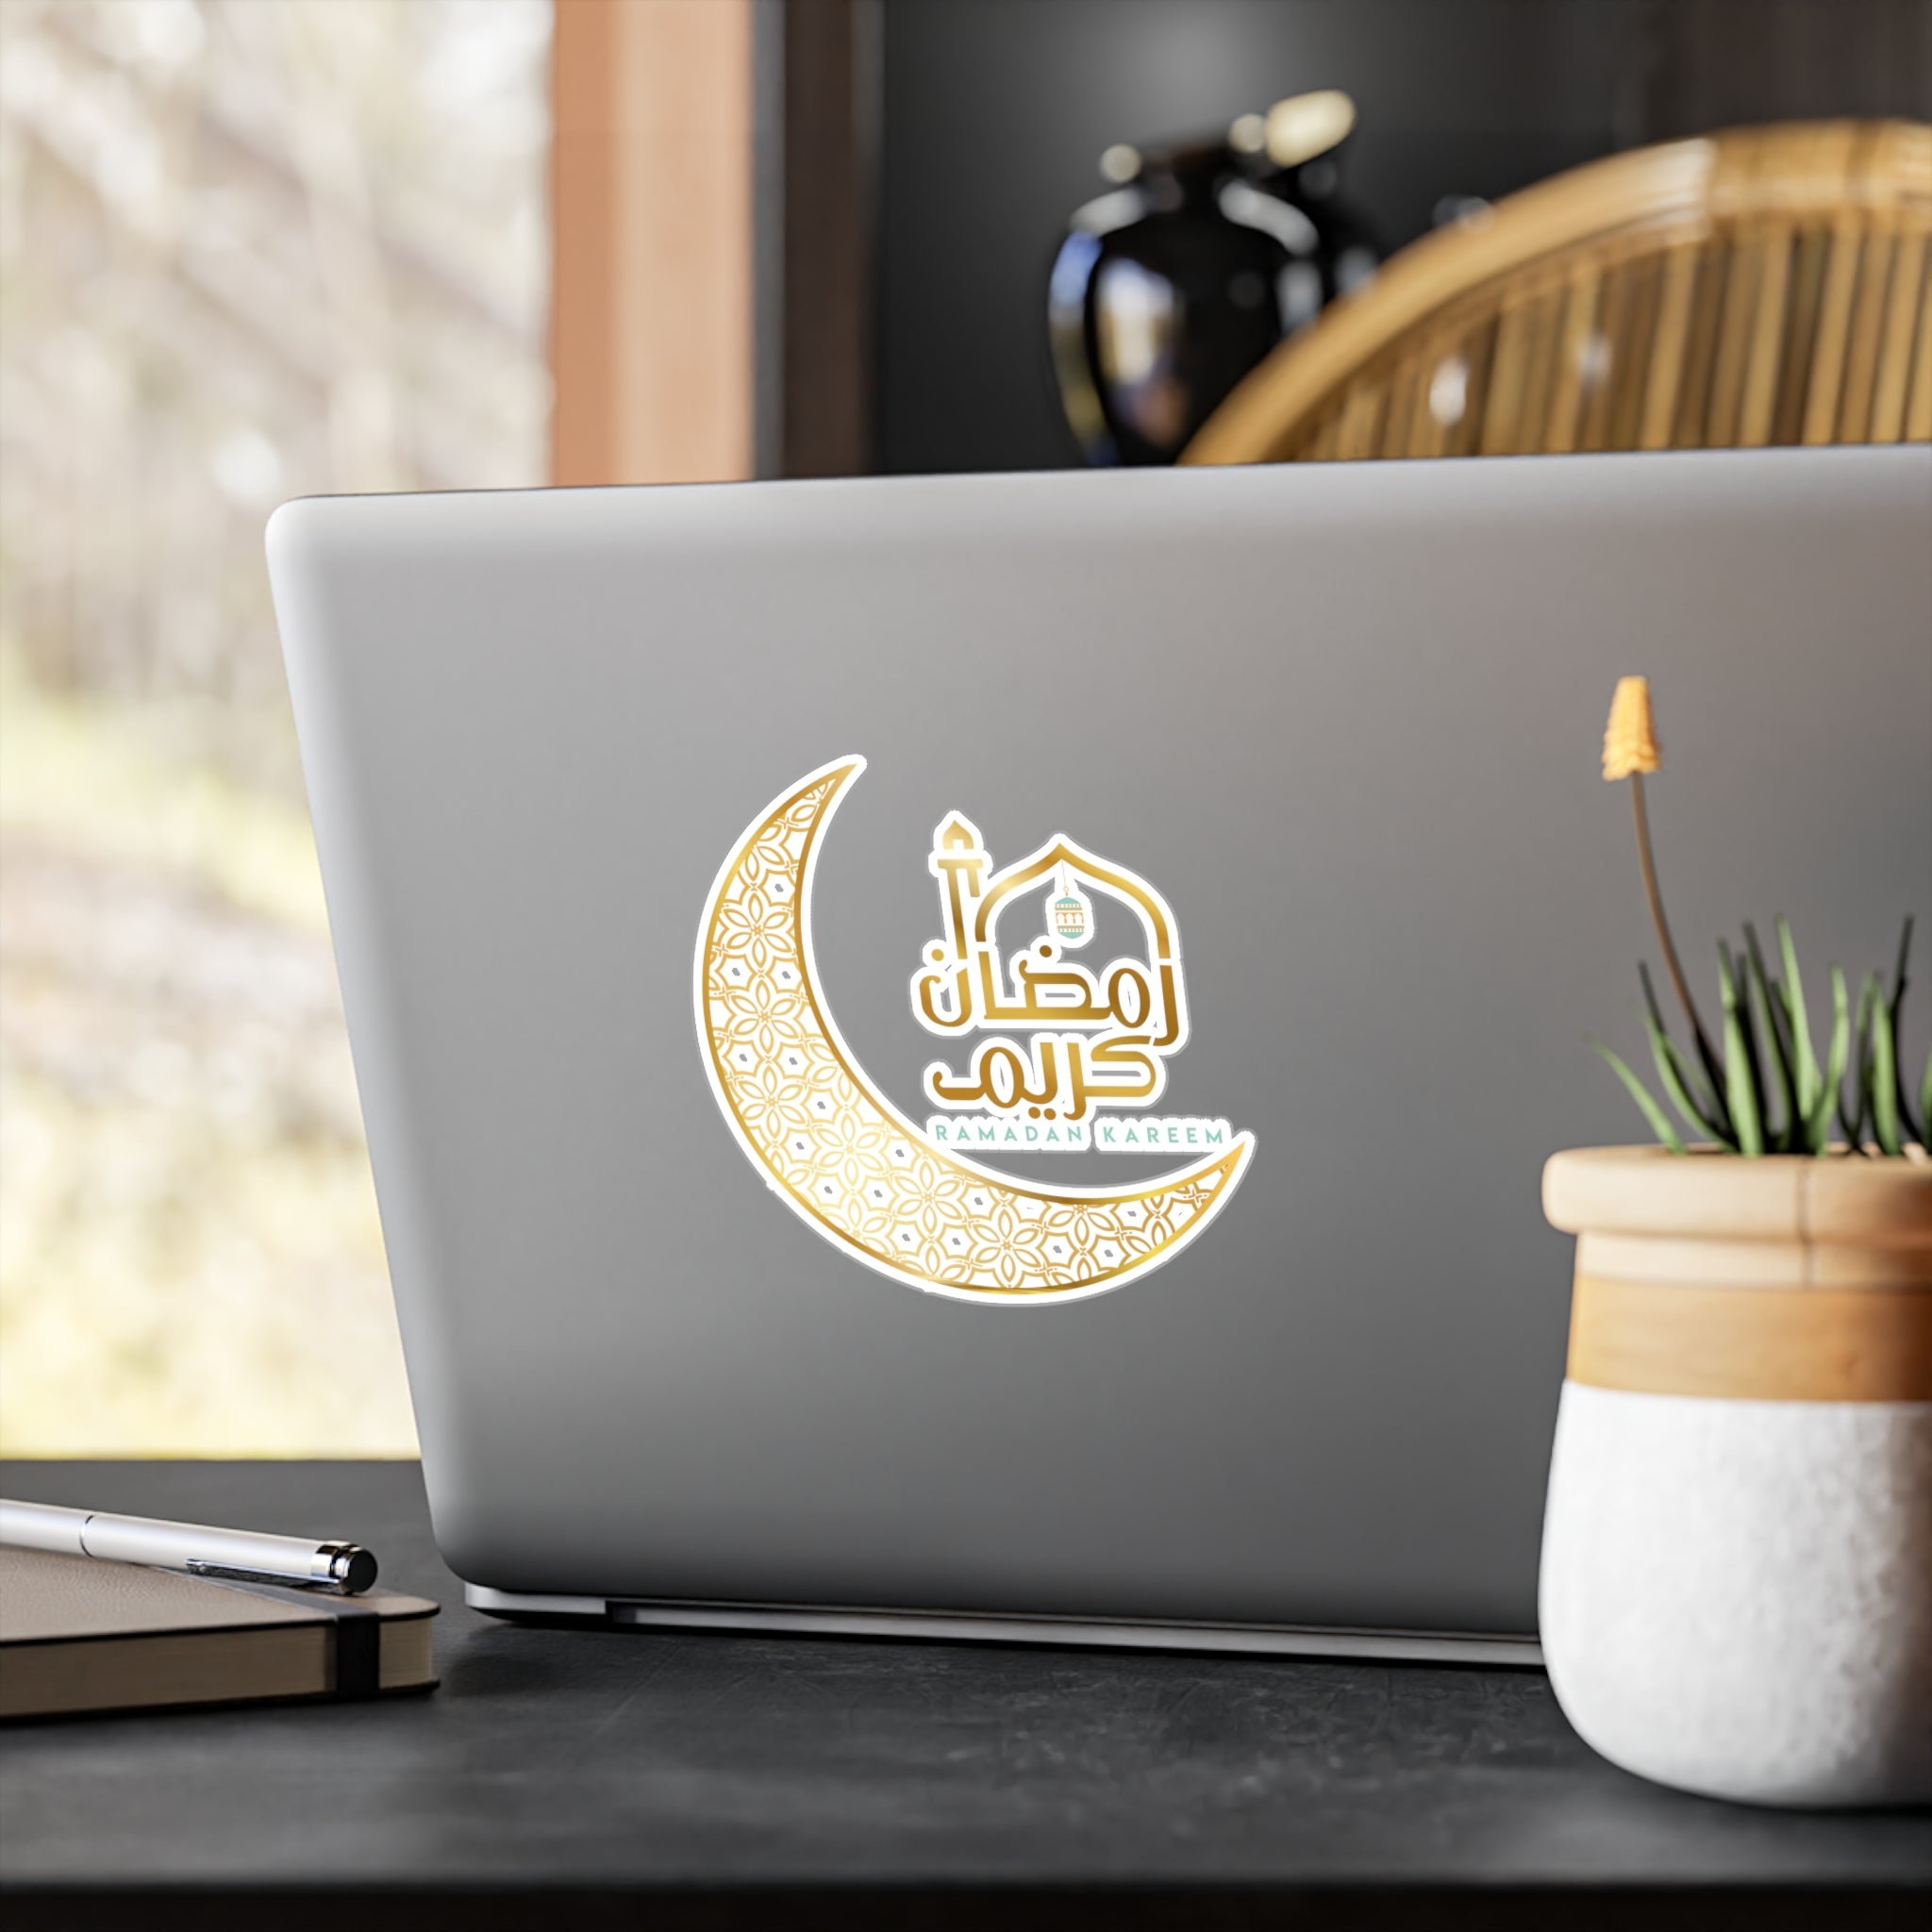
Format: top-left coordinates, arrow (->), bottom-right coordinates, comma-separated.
1183,122 -> 1932,465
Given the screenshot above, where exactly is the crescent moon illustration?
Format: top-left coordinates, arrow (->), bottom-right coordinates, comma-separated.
695,758 -> 1254,1305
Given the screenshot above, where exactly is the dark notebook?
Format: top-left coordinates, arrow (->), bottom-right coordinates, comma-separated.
0,1545 -> 437,1719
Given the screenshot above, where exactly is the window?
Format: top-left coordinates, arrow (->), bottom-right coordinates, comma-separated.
0,0 -> 551,1452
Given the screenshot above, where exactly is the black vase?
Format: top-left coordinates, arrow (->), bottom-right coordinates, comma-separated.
1048,101 -> 1378,466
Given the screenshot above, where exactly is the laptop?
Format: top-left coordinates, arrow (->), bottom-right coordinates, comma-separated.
267,445 -> 1931,1663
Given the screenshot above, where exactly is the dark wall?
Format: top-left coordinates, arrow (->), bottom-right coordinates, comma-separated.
874,0 -> 1932,475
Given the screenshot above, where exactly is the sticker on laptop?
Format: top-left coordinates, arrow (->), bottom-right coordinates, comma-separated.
695,758 -> 1254,1305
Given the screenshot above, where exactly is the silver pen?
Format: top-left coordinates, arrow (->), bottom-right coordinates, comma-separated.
0,1499 -> 378,1594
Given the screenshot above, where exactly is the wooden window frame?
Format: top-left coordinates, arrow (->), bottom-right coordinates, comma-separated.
549,0 -> 876,486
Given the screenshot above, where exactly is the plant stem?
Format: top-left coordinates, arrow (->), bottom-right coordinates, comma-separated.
1630,774 -> 1718,1080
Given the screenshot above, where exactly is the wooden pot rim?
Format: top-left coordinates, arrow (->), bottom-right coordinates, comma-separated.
1543,1144 -> 1932,1247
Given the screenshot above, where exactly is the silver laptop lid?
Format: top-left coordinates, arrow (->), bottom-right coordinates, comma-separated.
267,447 -> 1931,1636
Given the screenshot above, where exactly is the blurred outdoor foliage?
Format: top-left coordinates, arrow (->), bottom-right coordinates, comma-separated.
0,0 -> 551,1452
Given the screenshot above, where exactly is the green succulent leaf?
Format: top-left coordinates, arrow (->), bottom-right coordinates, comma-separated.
1641,1002 -> 1729,1141
1638,962 -> 1725,1135
1777,916 -> 1820,1124
1870,993 -> 1903,1158
1743,924 -> 1796,1149
1729,941 -> 1777,1147
1891,916 -> 1921,1146
1842,974 -> 1878,1152
1805,965 -> 1850,1155
1718,945 -> 1765,1157
1592,1041 -> 1687,1154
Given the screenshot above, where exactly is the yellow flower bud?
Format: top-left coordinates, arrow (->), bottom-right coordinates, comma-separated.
1603,675 -> 1661,780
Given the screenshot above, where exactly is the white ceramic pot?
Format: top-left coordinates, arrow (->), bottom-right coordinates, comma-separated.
1540,1147 -> 1932,1808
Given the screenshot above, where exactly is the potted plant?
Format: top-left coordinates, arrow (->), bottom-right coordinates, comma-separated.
1539,677 -> 1931,1808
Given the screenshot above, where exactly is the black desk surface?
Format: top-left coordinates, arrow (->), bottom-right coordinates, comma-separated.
2,1461 -> 1926,1931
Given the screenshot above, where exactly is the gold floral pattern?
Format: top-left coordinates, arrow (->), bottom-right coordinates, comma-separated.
698,762 -> 1251,1301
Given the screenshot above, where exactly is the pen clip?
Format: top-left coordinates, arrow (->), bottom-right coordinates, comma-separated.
186,1558 -> 346,1594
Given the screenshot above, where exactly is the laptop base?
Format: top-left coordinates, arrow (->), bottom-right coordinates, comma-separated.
466,1586 -> 1542,1665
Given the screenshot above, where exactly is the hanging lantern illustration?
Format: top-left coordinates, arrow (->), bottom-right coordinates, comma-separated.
1052,868 -> 1088,942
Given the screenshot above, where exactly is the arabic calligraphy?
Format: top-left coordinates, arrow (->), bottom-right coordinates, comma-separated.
911,813 -> 1231,1151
